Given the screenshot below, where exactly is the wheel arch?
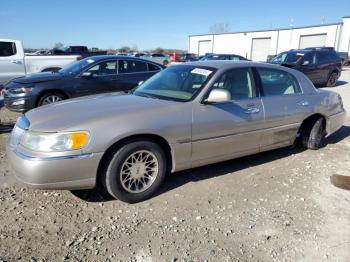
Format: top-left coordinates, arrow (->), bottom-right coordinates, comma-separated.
36,89 -> 69,106
297,113 -> 327,140
96,133 -> 174,186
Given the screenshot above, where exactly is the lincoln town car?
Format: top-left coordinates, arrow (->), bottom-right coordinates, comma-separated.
7,61 -> 346,203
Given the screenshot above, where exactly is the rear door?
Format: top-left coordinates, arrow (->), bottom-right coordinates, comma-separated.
256,67 -> 311,150
192,67 -> 264,164
316,51 -> 332,83
298,51 -> 319,83
0,41 -> 25,85
115,59 -> 154,91
76,60 -> 118,96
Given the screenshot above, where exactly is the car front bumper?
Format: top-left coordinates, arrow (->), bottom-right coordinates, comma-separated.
6,142 -> 104,190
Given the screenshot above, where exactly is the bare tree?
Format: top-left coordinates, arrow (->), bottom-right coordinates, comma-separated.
53,42 -> 64,49
209,23 -> 230,34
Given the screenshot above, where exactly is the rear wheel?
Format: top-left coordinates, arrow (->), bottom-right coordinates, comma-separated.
102,140 -> 167,203
326,72 -> 338,87
301,117 -> 325,150
38,92 -> 66,106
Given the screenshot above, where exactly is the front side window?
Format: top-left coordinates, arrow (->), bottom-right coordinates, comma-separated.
118,60 -> 147,73
87,61 -> 117,76
0,41 -> 16,57
257,68 -> 301,96
212,68 -> 256,100
271,51 -> 306,65
134,65 -> 215,101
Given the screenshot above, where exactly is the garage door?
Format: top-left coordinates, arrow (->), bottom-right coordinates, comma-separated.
198,40 -> 212,56
251,38 -> 271,62
299,34 -> 326,49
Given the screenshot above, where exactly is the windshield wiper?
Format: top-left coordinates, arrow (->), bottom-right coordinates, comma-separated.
134,92 -> 159,99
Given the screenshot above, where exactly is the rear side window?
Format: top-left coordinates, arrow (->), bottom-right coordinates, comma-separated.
212,68 -> 256,100
148,63 -> 161,72
118,60 -> 147,73
0,41 -> 16,57
317,51 -> 331,64
257,68 -> 301,96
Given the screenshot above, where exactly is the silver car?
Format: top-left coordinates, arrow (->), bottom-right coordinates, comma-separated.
7,61 -> 346,203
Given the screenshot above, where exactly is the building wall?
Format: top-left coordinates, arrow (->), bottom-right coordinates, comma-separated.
189,16 -> 350,60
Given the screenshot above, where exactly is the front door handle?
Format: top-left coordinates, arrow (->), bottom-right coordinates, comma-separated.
297,100 -> 309,106
11,60 -> 22,64
245,107 -> 260,114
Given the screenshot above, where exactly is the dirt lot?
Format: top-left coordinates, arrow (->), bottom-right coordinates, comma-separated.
1,68 -> 350,262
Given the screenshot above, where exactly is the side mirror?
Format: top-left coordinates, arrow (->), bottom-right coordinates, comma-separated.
204,89 -> 231,104
81,72 -> 93,78
302,60 -> 310,66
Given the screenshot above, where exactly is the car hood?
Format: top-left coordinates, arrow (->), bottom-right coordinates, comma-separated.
12,72 -> 65,84
25,93 -> 181,132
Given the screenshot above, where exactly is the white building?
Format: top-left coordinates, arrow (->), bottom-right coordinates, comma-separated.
188,16 -> 350,61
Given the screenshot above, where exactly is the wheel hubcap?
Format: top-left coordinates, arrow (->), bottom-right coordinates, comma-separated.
120,150 -> 159,193
42,95 -> 62,105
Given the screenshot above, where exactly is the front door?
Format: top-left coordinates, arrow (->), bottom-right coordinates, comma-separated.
76,60 -> 118,96
192,67 -> 264,166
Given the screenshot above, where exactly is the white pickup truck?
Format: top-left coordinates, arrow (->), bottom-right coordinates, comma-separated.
0,39 -> 81,85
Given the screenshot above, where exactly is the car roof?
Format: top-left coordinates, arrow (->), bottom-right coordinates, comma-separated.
183,60 -> 271,69
87,55 -> 161,63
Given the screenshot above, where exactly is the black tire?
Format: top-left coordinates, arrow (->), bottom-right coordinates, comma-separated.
37,92 -> 66,106
102,140 -> 167,203
326,72 -> 338,87
301,118 -> 325,150
163,60 -> 169,66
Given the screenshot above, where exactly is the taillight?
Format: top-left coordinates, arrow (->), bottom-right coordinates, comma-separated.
77,55 -> 82,61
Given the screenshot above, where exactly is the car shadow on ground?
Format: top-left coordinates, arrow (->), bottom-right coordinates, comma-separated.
316,80 -> 348,88
71,125 -> 350,203
0,122 -> 14,134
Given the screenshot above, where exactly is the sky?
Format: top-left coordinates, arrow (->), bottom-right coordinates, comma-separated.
1,0 -> 349,50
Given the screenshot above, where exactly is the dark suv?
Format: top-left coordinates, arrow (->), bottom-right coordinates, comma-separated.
270,47 -> 342,86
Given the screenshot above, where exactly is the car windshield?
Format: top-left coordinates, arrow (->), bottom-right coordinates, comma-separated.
133,65 -> 215,102
271,51 -> 307,65
59,58 -> 96,75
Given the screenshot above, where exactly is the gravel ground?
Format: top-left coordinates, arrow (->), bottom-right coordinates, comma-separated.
1,68 -> 350,261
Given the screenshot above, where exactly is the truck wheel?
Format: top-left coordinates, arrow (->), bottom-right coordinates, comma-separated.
102,140 -> 167,203
301,117 -> 325,150
38,92 -> 65,106
326,72 -> 338,87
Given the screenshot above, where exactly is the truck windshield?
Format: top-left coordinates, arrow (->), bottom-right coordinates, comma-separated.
271,51 -> 307,65
59,58 -> 95,75
133,65 -> 215,102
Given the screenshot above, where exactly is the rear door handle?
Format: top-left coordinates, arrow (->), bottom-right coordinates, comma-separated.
297,100 -> 309,106
245,107 -> 260,114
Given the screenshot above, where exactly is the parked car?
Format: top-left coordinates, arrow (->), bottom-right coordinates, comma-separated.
337,52 -> 350,66
7,61 -> 345,203
4,56 -> 164,112
0,39 -> 81,86
133,53 -> 146,58
200,54 -> 247,61
179,53 -> 198,62
141,53 -> 171,66
270,47 -> 342,86
52,46 -> 107,58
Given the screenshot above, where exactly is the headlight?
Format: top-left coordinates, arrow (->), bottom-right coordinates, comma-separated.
11,86 -> 34,94
20,131 -> 89,152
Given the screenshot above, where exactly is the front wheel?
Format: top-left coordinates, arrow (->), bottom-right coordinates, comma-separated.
102,140 -> 167,203
38,92 -> 65,106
